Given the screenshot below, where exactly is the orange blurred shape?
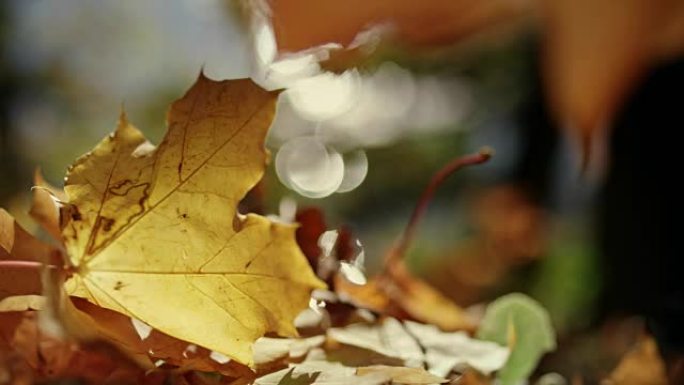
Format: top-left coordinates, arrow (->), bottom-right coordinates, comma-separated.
541,0 -> 684,156
269,0 -> 533,52
266,0 -> 684,161
604,335 -> 668,385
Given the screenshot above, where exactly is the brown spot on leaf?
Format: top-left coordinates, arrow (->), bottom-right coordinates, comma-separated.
71,208 -> 82,221
102,218 -> 115,232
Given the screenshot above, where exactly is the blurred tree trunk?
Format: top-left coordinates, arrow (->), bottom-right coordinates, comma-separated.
600,56 -> 684,361
0,3 -> 21,202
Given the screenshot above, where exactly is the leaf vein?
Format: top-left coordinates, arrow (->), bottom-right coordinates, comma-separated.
83,99 -> 270,267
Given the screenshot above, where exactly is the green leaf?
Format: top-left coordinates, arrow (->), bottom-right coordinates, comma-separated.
476,293 -> 556,385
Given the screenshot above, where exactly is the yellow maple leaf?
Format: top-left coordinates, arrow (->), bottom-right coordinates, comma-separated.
59,74 -> 325,366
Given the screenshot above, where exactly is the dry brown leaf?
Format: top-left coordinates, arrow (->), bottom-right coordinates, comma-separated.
385,258 -> 475,331
404,321 -> 509,377
320,342 -> 405,368
333,260 -> 474,331
63,294 -> 254,378
141,329 -> 254,378
603,335 -> 668,385
457,370 -> 492,385
327,317 -> 508,377
356,365 -> 448,384
29,169 -> 66,242
253,336 -> 326,368
333,274 -> 393,314
254,358 -> 390,385
0,310 -> 145,384
0,209 -> 55,264
0,209 -> 57,301
255,345 -> 448,385
327,318 -> 423,368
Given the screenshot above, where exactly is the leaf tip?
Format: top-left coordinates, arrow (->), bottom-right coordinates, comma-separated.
32,167 -> 45,186
197,66 -> 211,83
479,146 -> 495,159
116,105 -> 130,134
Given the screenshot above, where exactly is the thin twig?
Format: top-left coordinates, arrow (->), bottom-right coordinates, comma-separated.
385,147 -> 494,267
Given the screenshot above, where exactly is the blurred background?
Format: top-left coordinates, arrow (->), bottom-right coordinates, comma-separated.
1,0 -> 683,382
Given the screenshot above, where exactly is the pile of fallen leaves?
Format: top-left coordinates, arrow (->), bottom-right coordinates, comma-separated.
0,75 -> 660,385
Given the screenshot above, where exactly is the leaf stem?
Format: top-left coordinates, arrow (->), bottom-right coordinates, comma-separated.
385,147 -> 494,267
0,260 -> 54,270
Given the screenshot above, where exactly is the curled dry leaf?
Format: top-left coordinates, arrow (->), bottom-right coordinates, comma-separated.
328,318 -> 424,368
254,358 -> 388,385
255,348 -> 448,385
356,365 -> 449,384
253,335 -> 326,367
0,310 -> 145,384
328,317 -> 509,377
59,74 -> 325,365
333,260 -> 474,331
60,296 -> 252,378
29,169 -> 66,242
41,275 -> 155,370
0,209 -> 55,265
403,321 -> 509,377
384,258 -> 475,331
334,274 -> 394,314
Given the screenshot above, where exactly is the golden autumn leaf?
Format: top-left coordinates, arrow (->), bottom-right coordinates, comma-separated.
59,74 -> 325,366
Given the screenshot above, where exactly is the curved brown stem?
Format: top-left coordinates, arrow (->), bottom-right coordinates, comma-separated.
384,147 -> 494,268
